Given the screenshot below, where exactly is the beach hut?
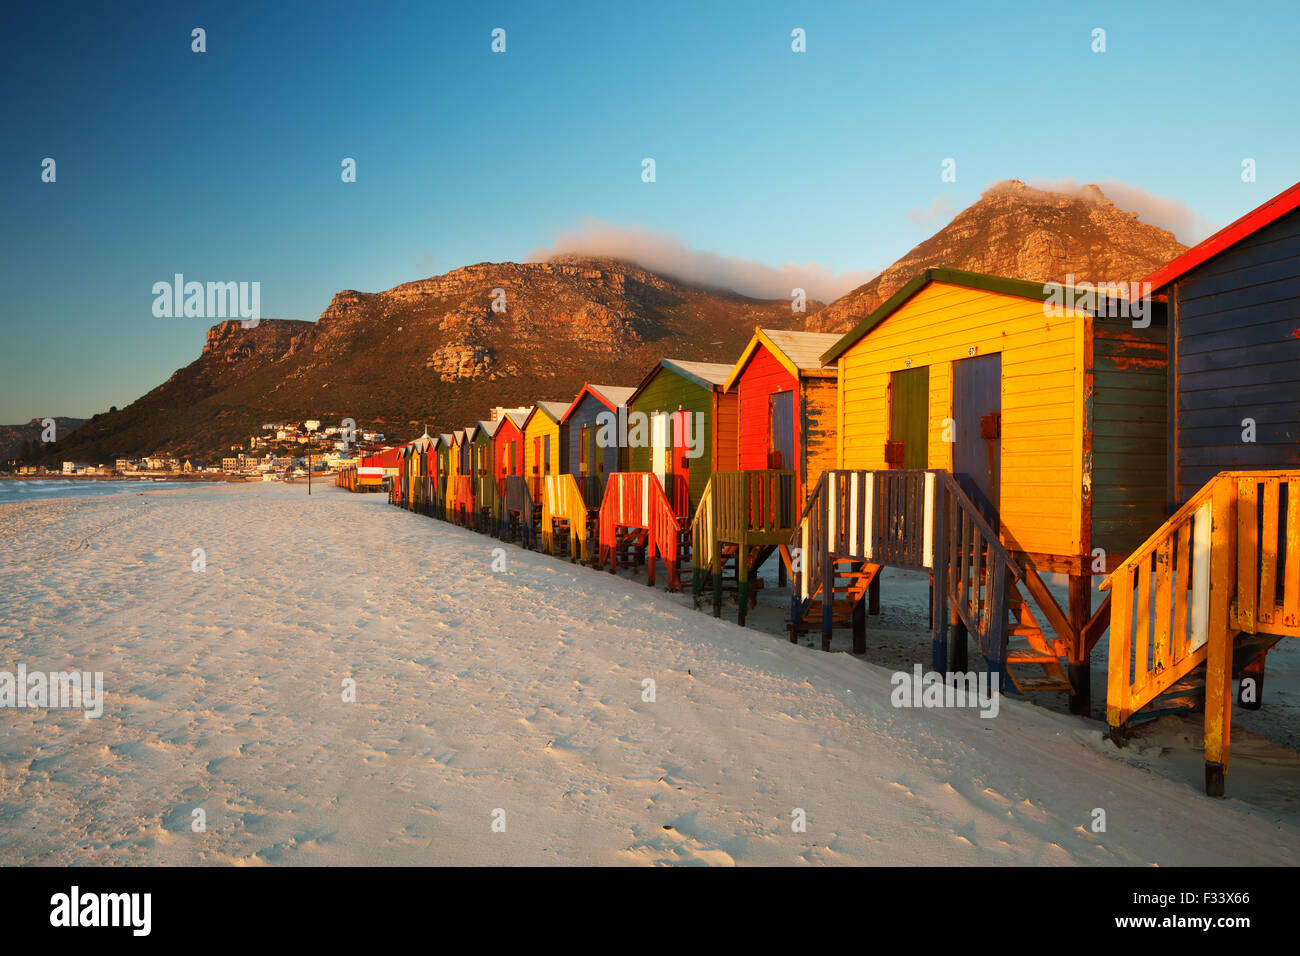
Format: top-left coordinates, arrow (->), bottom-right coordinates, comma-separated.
597,360 -> 734,587
520,401 -> 585,560
627,359 -> 735,516
1100,182 -> 1300,795
495,409 -> 534,543
523,401 -> 569,502
692,329 -> 840,623
449,428 -> 474,526
431,433 -> 453,519
471,420 -> 501,532
793,267 -> 1168,714
560,384 -> 636,508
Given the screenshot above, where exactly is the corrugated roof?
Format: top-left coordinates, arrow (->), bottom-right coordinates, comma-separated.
760,329 -> 842,372
589,384 -> 636,407
663,359 -> 733,387
504,409 -> 531,430
532,400 -> 569,423
476,419 -> 500,438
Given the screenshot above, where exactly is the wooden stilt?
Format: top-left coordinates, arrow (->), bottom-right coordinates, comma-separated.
949,620 -> 968,673
869,572 -> 881,615
851,588 -> 866,654
1204,478 -> 1235,796
1068,573 -> 1092,716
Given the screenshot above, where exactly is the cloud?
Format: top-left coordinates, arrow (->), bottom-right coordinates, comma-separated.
907,194 -> 957,226
1012,177 -> 1216,244
527,220 -> 877,303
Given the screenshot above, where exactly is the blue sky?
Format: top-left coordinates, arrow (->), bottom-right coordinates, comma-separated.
2,0 -> 1297,422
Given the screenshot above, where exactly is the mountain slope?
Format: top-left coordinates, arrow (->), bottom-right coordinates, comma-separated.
808,180 -> 1188,333
53,257 -> 813,461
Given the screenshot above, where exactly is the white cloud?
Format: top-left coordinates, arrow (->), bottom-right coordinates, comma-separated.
527,220 -> 876,303
907,194 -> 957,226
1015,177 -> 1216,244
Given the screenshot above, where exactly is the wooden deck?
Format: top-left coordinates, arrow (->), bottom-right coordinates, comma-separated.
691,470 -> 796,624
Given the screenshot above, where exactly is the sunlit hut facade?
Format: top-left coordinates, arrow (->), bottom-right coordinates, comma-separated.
821,267 -> 1168,709
1103,181 -> 1300,796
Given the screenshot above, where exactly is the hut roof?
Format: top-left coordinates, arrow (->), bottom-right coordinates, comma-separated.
628,358 -> 733,405
723,328 -> 840,391
524,400 -> 570,430
560,383 -> 636,423
1145,180 -> 1300,292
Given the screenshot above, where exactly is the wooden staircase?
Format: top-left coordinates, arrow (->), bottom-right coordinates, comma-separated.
789,558 -> 880,652
597,473 -> 684,590
1103,470 -> 1300,796
1004,584 -> 1073,694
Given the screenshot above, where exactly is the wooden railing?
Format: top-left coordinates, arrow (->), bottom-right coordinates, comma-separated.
540,474 -> 590,561
691,470 -> 796,597
789,469 -> 1020,677
598,473 -> 683,589
1104,471 -> 1299,726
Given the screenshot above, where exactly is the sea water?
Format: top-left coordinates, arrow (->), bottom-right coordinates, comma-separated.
0,479 -> 221,504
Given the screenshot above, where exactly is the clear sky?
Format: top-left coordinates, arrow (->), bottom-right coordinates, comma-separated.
2,0 -> 1296,423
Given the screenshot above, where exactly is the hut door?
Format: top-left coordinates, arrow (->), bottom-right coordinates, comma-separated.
888,367 -> 929,469
770,391 -> 795,471
952,353 -> 1002,528
651,412 -> 669,488
671,409 -> 690,516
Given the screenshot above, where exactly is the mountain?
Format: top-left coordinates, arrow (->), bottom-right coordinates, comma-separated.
0,417 -> 86,463
51,256 -> 815,462
807,180 -> 1189,333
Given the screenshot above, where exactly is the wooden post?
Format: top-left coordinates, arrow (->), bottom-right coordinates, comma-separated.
1068,572 -> 1092,716
931,483 -> 948,672
852,571 -> 867,655
821,552 -> 834,652
1204,478 -> 1236,797
868,572 -> 881,615
737,536 -> 748,627
712,537 -> 723,618
949,620 -> 967,673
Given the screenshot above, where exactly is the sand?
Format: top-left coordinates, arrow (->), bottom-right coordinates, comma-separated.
0,482 -> 1296,865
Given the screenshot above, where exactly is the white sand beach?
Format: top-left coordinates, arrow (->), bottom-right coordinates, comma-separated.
0,482 -> 1297,865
